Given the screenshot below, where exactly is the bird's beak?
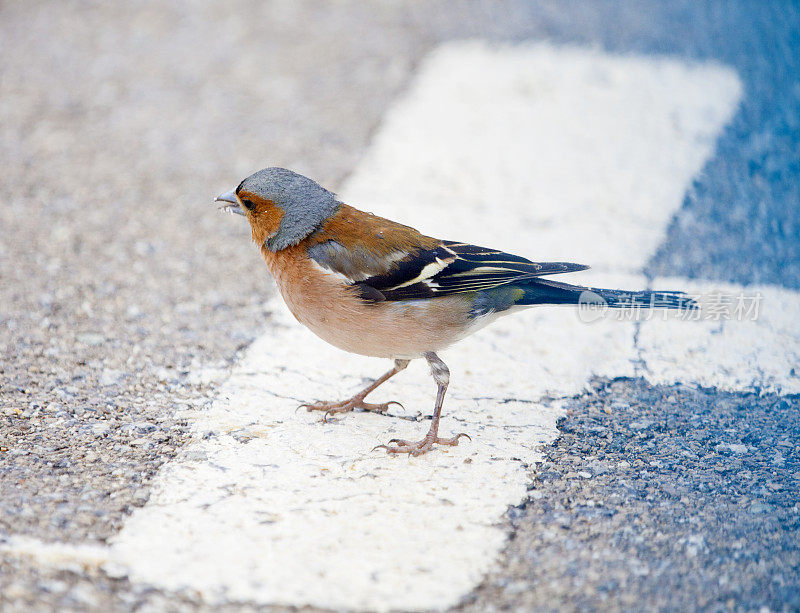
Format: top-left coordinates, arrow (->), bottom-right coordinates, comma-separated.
214,189 -> 245,216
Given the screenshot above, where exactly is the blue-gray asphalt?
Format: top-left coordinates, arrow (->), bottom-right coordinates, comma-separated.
441,2 -> 800,610
0,2 -> 797,611
538,1 -> 800,289
428,0 -> 800,288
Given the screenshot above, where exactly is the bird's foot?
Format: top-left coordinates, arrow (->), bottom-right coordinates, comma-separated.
300,397 -> 403,422
375,431 -> 471,456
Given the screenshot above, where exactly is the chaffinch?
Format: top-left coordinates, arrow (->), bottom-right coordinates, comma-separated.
215,167 -> 694,456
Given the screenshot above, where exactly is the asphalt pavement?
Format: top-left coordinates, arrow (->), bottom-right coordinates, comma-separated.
1,1 -> 798,611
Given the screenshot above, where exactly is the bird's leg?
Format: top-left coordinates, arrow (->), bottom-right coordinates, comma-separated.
377,352 -> 470,456
301,359 -> 409,420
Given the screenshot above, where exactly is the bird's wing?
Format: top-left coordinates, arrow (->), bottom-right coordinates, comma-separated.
305,204 -> 441,283
308,219 -> 588,302
355,241 -> 589,301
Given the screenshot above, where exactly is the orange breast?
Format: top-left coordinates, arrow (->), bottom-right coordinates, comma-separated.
260,245 -> 473,359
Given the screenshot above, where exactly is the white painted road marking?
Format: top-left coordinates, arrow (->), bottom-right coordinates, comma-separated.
0,536 -> 108,574
100,42 -> 756,610
10,41 -> 788,610
640,277 -> 800,394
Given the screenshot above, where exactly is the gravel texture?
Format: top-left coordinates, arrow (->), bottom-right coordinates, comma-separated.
1,1 -> 798,611
464,378 -> 800,612
1,1 -> 429,607
0,0 -> 423,544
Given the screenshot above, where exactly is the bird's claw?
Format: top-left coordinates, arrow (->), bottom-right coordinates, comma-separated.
300,397 -> 404,422
323,409 -> 340,423
376,432 -> 471,455
384,400 -> 404,412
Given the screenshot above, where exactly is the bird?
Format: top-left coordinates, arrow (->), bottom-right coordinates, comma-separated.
215,167 -> 695,456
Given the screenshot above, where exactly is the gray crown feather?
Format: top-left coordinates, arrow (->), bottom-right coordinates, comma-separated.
239,167 -> 340,251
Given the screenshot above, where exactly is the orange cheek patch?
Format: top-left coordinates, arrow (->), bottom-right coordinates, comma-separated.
257,206 -> 286,241
239,191 -> 286,244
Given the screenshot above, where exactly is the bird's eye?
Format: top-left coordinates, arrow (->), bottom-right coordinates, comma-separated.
241,199 -> 255,211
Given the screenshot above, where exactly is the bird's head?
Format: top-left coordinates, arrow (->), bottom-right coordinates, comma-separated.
214,167 -> 339,251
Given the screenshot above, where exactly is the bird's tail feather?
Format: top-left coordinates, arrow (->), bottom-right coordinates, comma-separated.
518,278 -> 697,310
